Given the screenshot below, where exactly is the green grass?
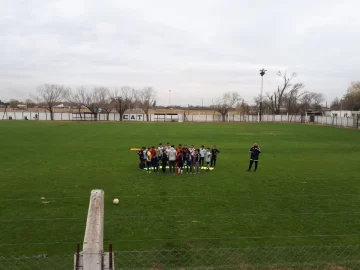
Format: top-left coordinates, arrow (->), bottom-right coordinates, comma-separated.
1,121 -> 360,268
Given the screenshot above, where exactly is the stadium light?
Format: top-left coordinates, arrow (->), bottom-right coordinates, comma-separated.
259,69 -> 267,122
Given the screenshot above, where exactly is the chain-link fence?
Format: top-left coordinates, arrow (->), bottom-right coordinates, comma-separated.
1,245 -> 360,269
0,254 -> 74,269
114,246 -> 360,270
2,195 -> 360,269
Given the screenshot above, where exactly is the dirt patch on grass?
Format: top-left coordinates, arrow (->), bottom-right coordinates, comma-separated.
151,262 -> 164,270
322,266 -> 351,270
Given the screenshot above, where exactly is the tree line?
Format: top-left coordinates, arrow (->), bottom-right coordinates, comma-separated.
2,70 -> 360,122
20,85 -> 156,121
213,71 -> 360,121
213,71 -> 325,120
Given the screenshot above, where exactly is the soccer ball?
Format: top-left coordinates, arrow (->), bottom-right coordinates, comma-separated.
113,198 -> 119,205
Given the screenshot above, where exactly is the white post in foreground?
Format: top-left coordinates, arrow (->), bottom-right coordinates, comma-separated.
75,189 -> 108,270
83,189 -> 104,270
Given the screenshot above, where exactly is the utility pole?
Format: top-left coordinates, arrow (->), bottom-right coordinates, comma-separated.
169,90 -> 171,106
259,69 -> 267,122
340,99 -> 343,117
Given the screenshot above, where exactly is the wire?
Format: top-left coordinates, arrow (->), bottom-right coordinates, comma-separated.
1,233 -> 359,246
3,193 -> 360,201
104,233 -> 360,242
2,211 -> 360,222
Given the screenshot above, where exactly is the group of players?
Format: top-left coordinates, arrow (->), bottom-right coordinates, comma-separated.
137,143 -> 220,174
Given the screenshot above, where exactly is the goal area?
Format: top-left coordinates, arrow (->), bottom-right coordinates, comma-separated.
72,112 -> 97,121
154,113 -> 179,122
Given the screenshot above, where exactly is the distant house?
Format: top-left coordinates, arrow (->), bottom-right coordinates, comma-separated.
324,110 -> 360,117
17,104 -> 27,109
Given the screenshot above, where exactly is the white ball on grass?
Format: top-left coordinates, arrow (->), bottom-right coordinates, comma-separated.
113,198 -> 119,205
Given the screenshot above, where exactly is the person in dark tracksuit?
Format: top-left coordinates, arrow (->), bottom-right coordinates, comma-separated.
186,152 -> 194,174
247,143 -> 261,172
194,149 -> 201,174
161,149 -> 168,173
138,147 -> 146,170
152,155 -> 159,173
176,151 -> 184,174
210,145 -> 220,168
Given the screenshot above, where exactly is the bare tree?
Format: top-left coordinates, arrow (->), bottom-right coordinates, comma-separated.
9,99 -> 20,109
136,87 -> 156,121
236,100 -> 249,115
283,88 -> 306,115
96,87 -> 113,120
311,93 -> 324,110
330,97 -> 341,110
110,87 -> 135,121
267,71 -> 304,114
37,84 -> 70,120
213,92 -> 241,122
254,94 -> 272,114
25,99 -> 36,108
301,92 -> 324,111
80,88 -> 101,116
69,86 -> 88,119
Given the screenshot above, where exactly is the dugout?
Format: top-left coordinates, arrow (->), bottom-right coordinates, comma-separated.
72,112 -> 97,121
154,113 -> 179,122
307,111 -> 323,123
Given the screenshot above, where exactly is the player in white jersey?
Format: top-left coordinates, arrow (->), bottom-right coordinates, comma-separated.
189,145 -> 195,156
165,142 -> 171,156
157,143 -> 164,158
199,145 -> 206,166
205,147 -> 211,172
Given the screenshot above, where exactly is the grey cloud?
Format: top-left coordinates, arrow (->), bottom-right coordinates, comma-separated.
1,0 -> 360,105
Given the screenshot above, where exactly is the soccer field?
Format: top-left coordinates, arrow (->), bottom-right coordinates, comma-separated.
1,121 -> 360,268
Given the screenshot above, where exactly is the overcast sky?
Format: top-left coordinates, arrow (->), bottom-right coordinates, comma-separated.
1,0 -> 360,106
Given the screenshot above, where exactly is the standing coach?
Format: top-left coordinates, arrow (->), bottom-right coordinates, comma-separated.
247,143 -> 261,172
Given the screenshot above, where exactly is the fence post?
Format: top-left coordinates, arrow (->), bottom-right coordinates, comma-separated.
78,189 -> 105,270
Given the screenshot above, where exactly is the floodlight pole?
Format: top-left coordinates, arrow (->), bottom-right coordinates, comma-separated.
259,69 -> 267,122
